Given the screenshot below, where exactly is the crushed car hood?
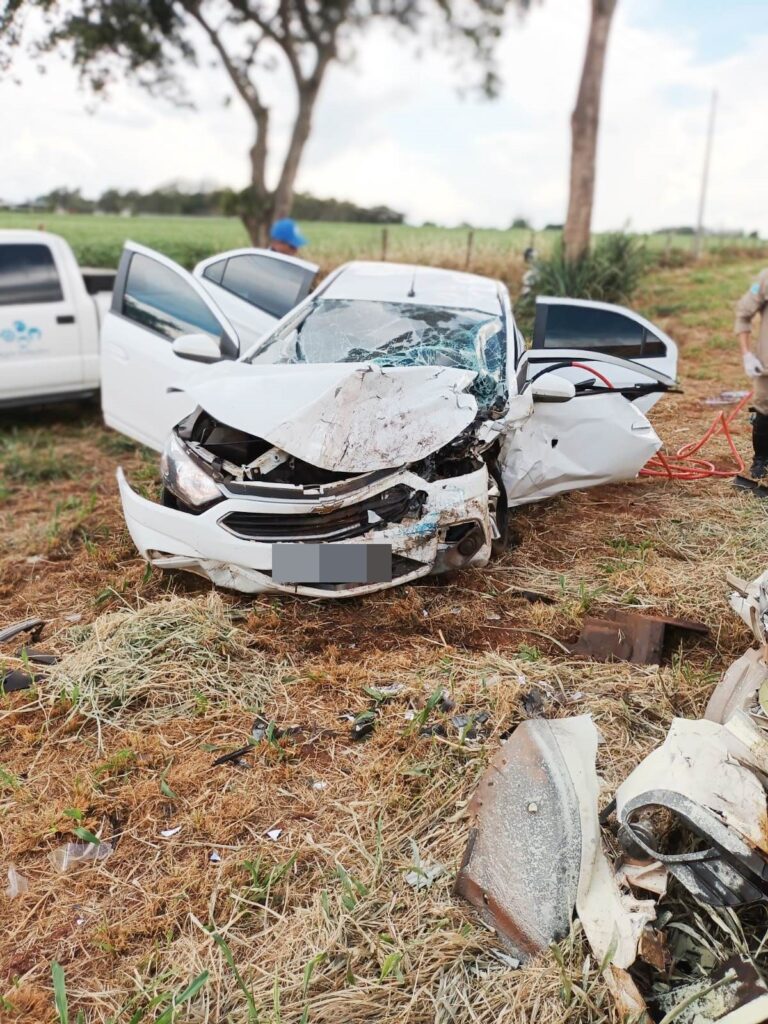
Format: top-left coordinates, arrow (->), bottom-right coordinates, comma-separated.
175,361 -> 480,472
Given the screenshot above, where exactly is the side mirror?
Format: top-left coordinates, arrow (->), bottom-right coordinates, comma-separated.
172,333 -> 221,364
530,374 -> 576,403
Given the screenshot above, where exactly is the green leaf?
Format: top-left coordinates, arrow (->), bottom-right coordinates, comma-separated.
73,826 -> 100,845
159,777 -> 177,800
302,952 -> 326,995
154,970 -> 210,1024
63,808 -> 84,821
52,962 -> 69,1024
213,934 -> 258,1022
379,951 -> 403,981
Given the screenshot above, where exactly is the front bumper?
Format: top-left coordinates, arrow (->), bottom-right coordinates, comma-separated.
117,463 -> 493,598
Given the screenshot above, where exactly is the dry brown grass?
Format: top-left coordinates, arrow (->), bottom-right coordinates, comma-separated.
1,257 -> 767,1022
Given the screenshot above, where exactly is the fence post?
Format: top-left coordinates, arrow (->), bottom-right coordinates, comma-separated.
465,229 -> 474,270
381,228 -> 388,261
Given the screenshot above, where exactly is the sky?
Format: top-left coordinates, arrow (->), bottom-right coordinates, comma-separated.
2,0 -> 767,234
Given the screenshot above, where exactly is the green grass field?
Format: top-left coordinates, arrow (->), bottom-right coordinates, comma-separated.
2,210 -> 763,277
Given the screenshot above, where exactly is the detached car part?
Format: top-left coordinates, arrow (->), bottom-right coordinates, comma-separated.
729,569 -> 768,648
455,716 -> 655,969
616,716 -> 768,906
570,611 -> 708,666
0,618 -> 44,645
654,956 -> 768,1024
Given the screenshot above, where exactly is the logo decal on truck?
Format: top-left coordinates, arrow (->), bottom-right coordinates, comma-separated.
1,320 -> 43,350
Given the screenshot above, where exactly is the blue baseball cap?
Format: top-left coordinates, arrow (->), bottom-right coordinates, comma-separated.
269,218 -> 308,249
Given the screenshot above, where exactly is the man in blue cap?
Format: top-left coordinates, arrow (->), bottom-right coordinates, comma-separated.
269,217 -> 308,256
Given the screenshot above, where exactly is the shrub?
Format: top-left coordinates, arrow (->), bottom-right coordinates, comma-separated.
528,232 -> 648,305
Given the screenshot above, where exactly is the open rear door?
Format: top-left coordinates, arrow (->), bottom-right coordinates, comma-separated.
195,249 -> 318,350
101,242 -> 240,451
529,297 -> 678,413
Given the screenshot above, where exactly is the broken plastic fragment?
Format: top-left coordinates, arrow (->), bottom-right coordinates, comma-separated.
50,841 -> 113,872
404,840 -> 445,890
266,828 -> 282,841
210,851 -> 221,863
160,826 -> 182,838
5,864 -> 29,898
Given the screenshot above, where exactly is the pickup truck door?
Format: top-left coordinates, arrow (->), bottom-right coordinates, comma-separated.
101,243 -> 240,451
0,239 -> 84,402
528,296 -> 678,414
194,249 -> 318,350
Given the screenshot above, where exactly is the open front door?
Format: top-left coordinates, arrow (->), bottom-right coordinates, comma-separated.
529,297 -> 678,413
101,243 -> 240,451
501,388 -> 661,507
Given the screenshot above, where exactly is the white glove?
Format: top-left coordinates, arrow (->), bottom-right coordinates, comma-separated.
743,351 -> 765,378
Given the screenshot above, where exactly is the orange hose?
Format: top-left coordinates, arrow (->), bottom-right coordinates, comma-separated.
640,391 -> 752,480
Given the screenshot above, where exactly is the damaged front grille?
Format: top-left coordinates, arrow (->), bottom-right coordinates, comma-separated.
219,485 -> 424,542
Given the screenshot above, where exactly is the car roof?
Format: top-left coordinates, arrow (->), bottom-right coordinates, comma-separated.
322,261 -> 502,316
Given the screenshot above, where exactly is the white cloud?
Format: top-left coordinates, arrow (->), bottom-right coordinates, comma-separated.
1,0 -> 767,234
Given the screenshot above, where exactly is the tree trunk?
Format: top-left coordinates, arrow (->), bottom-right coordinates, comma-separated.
563,0 -> 617,262
240,108 -> 273,246
239,74 -> 325,246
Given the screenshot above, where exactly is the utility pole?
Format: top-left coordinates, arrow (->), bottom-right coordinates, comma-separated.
694,89 -> 717,259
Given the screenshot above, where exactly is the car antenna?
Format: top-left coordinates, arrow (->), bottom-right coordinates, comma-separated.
407,269 -> 416,298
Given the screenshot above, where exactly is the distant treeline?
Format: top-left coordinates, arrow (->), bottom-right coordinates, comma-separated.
5,185 -> 405,224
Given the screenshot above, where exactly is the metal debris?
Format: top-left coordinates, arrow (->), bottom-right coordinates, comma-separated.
616,714 -> 768,906
654,956 -> 768,1024
570,611 -> 708,665
1,669 -> 37,693
0,618 -> 45,644
455,716 -> 653,964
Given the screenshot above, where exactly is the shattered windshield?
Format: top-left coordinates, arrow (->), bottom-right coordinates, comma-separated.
247,299 -> 507,408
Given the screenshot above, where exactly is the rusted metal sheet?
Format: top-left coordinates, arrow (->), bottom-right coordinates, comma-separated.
570,611 -> 708,665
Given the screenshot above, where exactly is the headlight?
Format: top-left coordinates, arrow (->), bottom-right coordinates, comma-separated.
160,434 -> 221,508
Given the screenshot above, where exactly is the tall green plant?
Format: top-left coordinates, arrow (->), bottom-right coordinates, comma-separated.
528,232 -> 648,306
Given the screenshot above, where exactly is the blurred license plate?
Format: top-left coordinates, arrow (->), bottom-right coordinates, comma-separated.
272,543 -> 392,584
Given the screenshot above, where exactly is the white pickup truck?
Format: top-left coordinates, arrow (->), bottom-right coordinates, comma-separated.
0,230 -> 117,407
0,230 -> 318,410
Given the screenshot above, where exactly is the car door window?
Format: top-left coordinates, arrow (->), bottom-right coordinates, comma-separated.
0,244 -> 64,305
205,254 -> 314,319
534,303 -> 666,358
123,252 -> 223,342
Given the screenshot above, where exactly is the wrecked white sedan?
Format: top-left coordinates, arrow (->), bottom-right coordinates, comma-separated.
103,242 -> 678,596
